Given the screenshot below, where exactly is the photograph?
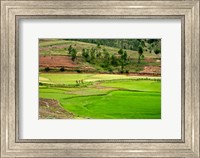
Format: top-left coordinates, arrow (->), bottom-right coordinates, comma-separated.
2,0 -> 200,156
39,39 -> 161,119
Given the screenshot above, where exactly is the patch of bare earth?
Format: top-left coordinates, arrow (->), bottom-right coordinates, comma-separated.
140,66 -> 161,74
39,55 -> 95,71
39,98 -> 74,119
39,55 -> 78,68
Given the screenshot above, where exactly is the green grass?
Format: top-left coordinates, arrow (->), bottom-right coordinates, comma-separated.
39,73 -> 161,119
39,39 -> 159,59
60,91 -> 161,119
39,73 -> 93,84
39,73 -> 160,84
101,80 -> 160,92
39,39 -> 161,74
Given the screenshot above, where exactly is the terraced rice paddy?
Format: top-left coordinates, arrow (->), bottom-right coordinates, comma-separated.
39,73 -> 161,119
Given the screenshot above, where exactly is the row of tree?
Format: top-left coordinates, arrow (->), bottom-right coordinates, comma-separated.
67,39 -> 161,73
65,39 -> 161,53
67,44 -> 131,72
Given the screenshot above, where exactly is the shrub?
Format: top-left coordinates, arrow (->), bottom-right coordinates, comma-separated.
141,54 -> 144,59
135,67 -> 142,72
155,48 -> 161,54
120,70 -> 124,74
76,69 -> 82,73
60,67 -> 65,72
44,67 -> 50,72
108,67 -> 113,73
39,82 -> 43,86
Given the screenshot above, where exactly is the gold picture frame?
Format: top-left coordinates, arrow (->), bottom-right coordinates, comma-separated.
1,0 -> 199,157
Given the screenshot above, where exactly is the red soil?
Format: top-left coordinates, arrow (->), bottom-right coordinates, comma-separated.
39,55 -> 160,75
39,55 -> 78,68
140,66 -> 161,74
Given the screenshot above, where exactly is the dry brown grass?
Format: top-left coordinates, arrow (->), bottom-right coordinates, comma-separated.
39,98 -> 74,119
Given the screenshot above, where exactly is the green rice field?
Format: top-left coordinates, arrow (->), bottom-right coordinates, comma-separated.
39,73 -> 161,119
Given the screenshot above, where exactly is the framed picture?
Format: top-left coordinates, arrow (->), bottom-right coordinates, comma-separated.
1,0 -> 199,157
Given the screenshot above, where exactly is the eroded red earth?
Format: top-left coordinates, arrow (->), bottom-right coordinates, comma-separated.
39,55 -> 78,68
39,55 -> 161,75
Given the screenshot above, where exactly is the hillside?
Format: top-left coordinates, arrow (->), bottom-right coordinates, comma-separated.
64,39 -> 161,52
39,39 -> 161,75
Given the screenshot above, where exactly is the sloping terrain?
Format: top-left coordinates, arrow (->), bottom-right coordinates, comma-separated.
39,74 -> 161,119
39,39 -> 161,119
39,56 -> 77,68
39,39 -> 161,74
39,98 -> 74,119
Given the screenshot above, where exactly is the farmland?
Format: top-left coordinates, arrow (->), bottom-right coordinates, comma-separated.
39,39 -> 161,74
39,39 -> 161,119
39,73 -> 161,119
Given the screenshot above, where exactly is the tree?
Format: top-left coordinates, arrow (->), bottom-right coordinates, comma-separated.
96,44 -> 102,58
97,43 -> 101,48
82,48 -> 90,62
111,54 -> 119,66
153,40 -> 161,55
154,48 -> 161,55
147,44 -> 153,53
134,39 -> 146,64
146,40 -> 161,55
96,51 -> 102,58
118,49 -> 130,73
102,49 -> 110,68
71,48 -> 77,61
138,46 -> 143,64
82,48 -> 89,58
90,47 -> 96,63
68,45 -> 73,54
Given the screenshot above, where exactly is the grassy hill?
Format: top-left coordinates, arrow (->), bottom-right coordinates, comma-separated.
39,39 -> 161,74
40,39 -> 160,58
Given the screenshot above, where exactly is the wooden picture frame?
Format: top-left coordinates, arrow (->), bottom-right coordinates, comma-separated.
1,0 -> 199,157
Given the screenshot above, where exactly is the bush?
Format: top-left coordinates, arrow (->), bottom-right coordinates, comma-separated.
155,48 -> 161,54
60,67 -> 65,72
141,54 -> 144,59
76,69 -> 82,73
44,67 -> 50,72
39,82 -> 43,86
120,70 -> 124,74
125,70 -> 129,74
108,67 -> 113,73
135,67 -> 142,72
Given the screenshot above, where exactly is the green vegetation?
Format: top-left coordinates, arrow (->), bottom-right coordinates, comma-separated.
39,73 -> 161,119
39,39 -> 161,74
118,49 -> 130,73
65,39 -> 160,73
39,39 -> 161,119
65,39 -> 160,52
